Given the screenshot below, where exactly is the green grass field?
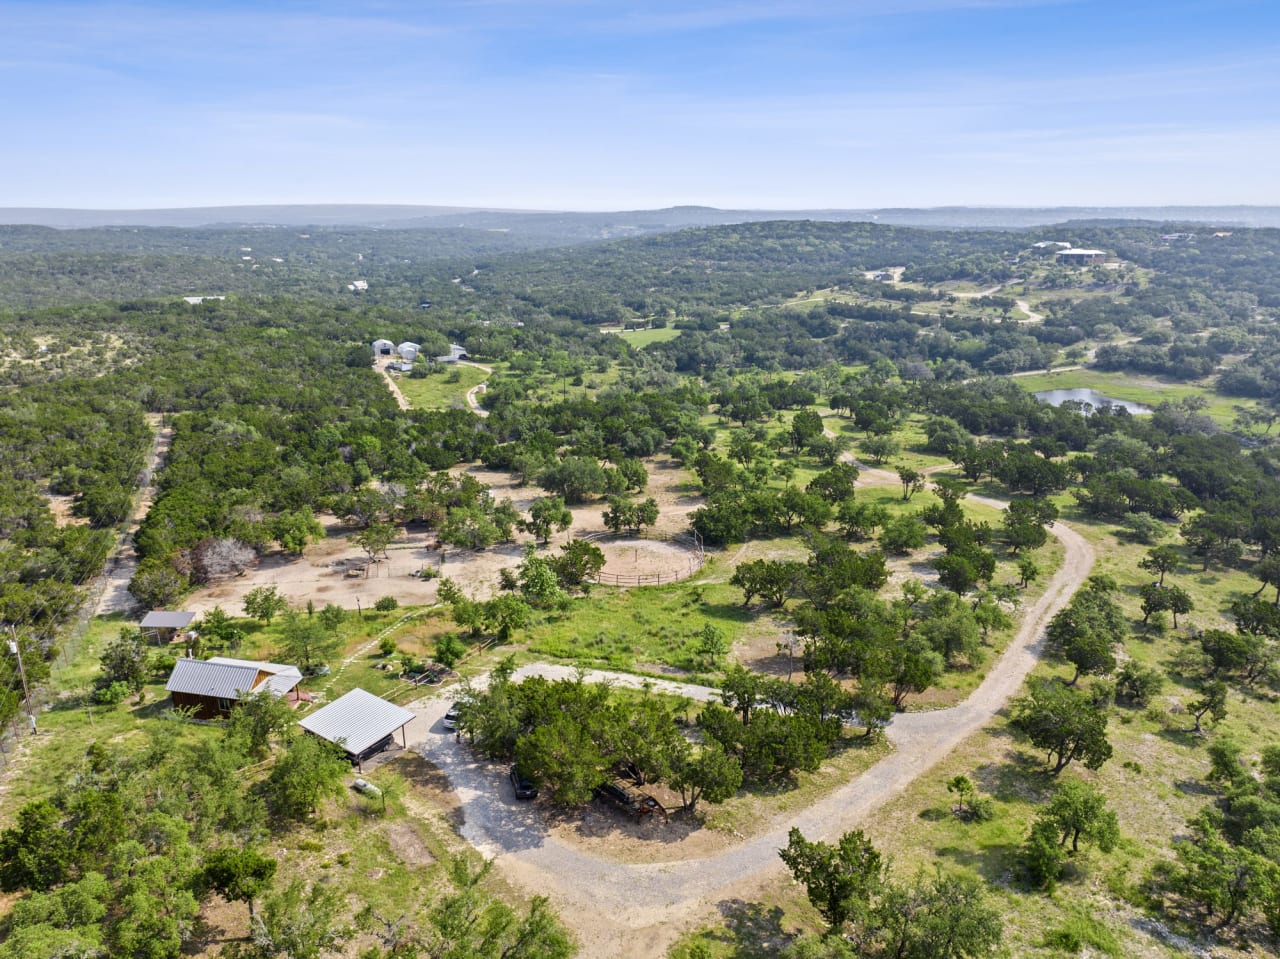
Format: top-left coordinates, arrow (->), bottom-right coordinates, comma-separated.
396,363 -> 490,410
615,326 -> 683,348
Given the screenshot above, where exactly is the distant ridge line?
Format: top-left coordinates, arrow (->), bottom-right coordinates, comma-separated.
2,204 -> 1278,230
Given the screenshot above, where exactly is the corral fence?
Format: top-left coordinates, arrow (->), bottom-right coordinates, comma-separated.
579,529 -> 707,587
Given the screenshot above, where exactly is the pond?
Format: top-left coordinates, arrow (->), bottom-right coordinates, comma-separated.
1033,388 -> 1152,415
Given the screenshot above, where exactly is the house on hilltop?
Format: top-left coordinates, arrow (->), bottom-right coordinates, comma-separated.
165,656 -> 303,720
1056,248 -> 1108,266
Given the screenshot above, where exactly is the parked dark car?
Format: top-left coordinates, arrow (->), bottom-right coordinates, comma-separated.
510,767 -> 538,800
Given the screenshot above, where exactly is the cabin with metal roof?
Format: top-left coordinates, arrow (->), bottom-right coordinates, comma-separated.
298,688 -> 415,769
165,656 -> 302,720
140,610 -> 196,644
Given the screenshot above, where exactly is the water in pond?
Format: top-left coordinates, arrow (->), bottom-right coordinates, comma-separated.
1033,388 -> 1152,415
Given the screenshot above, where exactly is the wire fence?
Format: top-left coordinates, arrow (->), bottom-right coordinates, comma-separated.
581,530 -> 707,587
0,419 -> 165,769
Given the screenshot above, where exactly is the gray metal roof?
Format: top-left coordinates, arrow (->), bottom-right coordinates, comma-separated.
165,658 -> 261,699
298,688 -> 414,755
207,657 -> 302,696
141,610 -> 196,629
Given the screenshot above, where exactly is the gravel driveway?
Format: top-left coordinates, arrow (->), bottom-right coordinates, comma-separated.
404,502 -> 1095,958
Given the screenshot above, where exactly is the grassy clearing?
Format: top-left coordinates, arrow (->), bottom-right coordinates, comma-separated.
523,579 -> 750,675
614,326 -> 682,348
396,363 -> 489,410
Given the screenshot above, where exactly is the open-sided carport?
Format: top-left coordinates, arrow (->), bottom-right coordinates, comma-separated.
299,687 -> 415,770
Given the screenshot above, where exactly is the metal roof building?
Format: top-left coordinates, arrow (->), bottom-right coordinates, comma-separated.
299,688 -> 415,767
141,610 -> 196,629
206,657 -> 303,697
165,657 -> 303,720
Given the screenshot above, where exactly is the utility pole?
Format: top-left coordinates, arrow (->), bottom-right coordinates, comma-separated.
8,626 -> 35,734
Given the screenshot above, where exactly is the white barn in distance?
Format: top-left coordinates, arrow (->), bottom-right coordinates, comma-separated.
372,338 -> 394,357
398,342 -> 420,362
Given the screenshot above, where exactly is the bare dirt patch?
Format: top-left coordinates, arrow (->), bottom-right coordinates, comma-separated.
595,537 -> 702,586
44,492 -> 87,527
186,459 -> 707,613
384,819 -> 436,867
547,793 -> 737,863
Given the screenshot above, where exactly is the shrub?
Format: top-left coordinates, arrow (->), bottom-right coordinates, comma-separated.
373,596 -> 399,612
92,681 -> 131,706
378,636 -> 398,657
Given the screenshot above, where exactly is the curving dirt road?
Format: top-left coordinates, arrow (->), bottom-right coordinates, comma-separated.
404,495 -> 1095,958
459,360 -> 493,417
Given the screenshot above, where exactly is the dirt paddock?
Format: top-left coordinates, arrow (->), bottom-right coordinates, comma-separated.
185,458 -> 707,613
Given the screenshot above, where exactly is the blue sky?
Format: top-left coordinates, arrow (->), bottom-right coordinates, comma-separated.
1,0 -> 1277,209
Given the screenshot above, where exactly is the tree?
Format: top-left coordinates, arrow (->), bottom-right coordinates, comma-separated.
1189,679 -> 1228,734
778,827 -> 884,936
100,626 -> 149,691
513,713 -> 607,806
876,870 -> 1003,959
807,464 -> 859,504
202,846 -> 276,921
1022,818 -> 1067,891
271,509 -> 325,556
425,860 -> 573,959
264,734 -> 348,821
129,557 -> 187,609
189,536 -> 256,582
354,520 -> 397,563
251,879 -> 351,959
696,623 -> 728,665
1166,585 -> 1194,628
538,456 -> 606,504
0,800 -> 73,892
225,690 -> 297,761
836,498 -> 888,540
1041,779 -> 1119,854
1160,817 -> 1274,928
898,467 -> 926,501
317,603 -> 345,633
860,435 -> 900,465
670,740 -> 743,814
1115,661 -> 1164,706
551,538 -> 605,591
1251,552 -> 1280,603
1016,556 -> 1041,588
521,496 -> 572,544
602,496 -> 659,535
277,611 -> 341,670
879,514 -> 927,554
439,505 -> 502,549
1139,582 -> 1172,627
790,409 -> 825,452
1139,544 -> 1181,586
1062,629 -> 1117,686
198,605 -> 244,649
731,559 -> 801,608
1010,680 -> 1112,773
243,585 -> 288,624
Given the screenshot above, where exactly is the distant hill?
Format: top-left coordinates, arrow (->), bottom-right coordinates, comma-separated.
4,204 -> 1279,235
